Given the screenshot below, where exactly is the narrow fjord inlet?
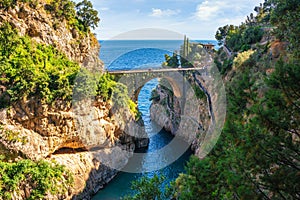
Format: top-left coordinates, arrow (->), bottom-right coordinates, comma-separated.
92,78 -> 193,199
93,40 -> 196,199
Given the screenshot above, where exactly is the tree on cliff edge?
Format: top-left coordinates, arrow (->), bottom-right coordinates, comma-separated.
76,0 -> 100,30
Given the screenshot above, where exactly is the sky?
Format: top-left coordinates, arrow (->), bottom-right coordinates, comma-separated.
75,0 -> 264,40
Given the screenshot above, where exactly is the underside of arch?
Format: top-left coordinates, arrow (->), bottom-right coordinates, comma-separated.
130,75 -> 182,103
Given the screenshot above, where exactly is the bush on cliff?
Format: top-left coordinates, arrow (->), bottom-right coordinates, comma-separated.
97,73 -> 140,119
0,158 -> 73,199
0,23 -> 80,107
123,174 -> 170,200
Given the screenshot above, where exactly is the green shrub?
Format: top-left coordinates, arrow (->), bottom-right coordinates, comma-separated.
242,26 -> 264,45
123,174 -> 168,200
1,129 -> 27,144
128,99 -> 141,120
51,0 -> 76,21
0,0 -> 39,10
0,159 -> 73,199
73,68 -> 99,102
233,49 -> 255,70
226,32 -> 243,52
0,23 -> 80,107
97,73 -> 117,102
97,73 -> 140,119
0,0 -> 17,10
163,53 -> 179,68
218,25 -> 264,53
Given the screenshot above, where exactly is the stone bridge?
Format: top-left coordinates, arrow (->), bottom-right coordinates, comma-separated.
106,67 -> 208,105
105,59 -> 226,160
105,66 -> 224,158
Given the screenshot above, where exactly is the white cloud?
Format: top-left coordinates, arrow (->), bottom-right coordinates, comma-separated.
89,0 -> 263,40
195,1 -> 225,21
150,8 -> 181,17
194,0 -> 262,22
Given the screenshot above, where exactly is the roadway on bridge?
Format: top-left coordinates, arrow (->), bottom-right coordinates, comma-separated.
106,67 -> 206,74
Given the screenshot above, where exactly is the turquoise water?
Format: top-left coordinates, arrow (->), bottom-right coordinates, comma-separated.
93,80 -> 192,200
92,40 -> 216,199
92,79 -> 193,199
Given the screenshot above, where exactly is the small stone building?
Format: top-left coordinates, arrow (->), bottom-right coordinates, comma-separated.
200,43 -> 215,51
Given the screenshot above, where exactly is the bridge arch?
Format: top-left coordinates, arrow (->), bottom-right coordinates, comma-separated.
131,75 -> 183,103
114,70 -> 188,105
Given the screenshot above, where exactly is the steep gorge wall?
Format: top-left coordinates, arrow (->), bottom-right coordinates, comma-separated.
0,1 -> 146,199
1,98 -> 146,199
150,74 -> 211,151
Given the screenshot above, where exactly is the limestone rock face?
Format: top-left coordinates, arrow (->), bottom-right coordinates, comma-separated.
52,146 -> 133,200
150,103 -> 173,132
150,76 -> 211,150
268,40 -> 288,60
0,1 -> 102,71
150,86 -> 181,135
2,98 -> 120,157
0,97 -> 146,198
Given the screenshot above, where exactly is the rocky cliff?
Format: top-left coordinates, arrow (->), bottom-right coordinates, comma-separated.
150,73 -> 211,151
0,0 -> 102,70
1,98 -> 146,199
150,85 -> 181,135
0,1 -> 146,199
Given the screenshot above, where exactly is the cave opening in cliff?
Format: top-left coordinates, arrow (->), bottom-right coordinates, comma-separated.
52,147 -> 88,155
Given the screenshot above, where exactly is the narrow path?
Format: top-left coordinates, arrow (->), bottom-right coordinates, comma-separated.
192,72 -> 215,124
223,45 -> 232,58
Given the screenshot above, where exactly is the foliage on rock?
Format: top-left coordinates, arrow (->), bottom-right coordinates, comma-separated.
0,23 -> 136,113
0,0 -> 100,33
233,49 -> 255,70
0,23 -> 80,106
97,73 -> 140,119
0,159 -> 73,199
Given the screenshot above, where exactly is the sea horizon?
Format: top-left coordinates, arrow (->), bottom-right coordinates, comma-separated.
99,39 -> 219,68
99,39 -> 217,43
